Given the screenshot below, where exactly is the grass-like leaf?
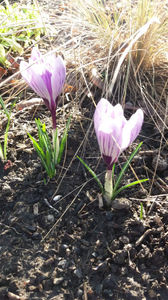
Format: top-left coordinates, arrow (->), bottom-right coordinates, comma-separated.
112,178 -> 149,200
112,142 -> 143,197
77,155 -> 103,192
57,116 -> 71,164
0,96 -> 15,160
28,121 -> 56,179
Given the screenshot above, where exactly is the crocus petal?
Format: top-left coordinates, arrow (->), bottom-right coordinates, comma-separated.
49,55 -> 66,102
129,109 -> 144,144
113,103 -> 127,127
29,47 -> 42,63
95,115 -> 123,166
94,98 -> 114,136
20,61 -> 50,100
121,108 -> 144,150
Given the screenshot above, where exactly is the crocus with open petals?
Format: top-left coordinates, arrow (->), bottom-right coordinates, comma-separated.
94,98 -> 144,169
20,47 -> 66,129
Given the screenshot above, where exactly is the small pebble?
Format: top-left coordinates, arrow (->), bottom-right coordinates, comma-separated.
53,277 -> 64,285
57,259 -> 67,269
45,214 -> 55,224
32,232 -> 42,240
53,195 -> 62,202
73,268 -> 82,279
77,289 -> 83,297
112,198 -> 131,210
119,235 -> 129,244
2,183 -> 12,195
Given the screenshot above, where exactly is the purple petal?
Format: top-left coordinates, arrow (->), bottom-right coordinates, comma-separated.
121,109 -> 144,150
95,116 -> 123,166
29,47 -> 42,63
20,61 -> 50,100
113,103 -> 127,127
129,109 -> 144,143
48,55 -> 66,100
94,98 -> 114,135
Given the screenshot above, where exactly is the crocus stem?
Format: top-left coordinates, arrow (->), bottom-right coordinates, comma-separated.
52,128 -> 59,165
51,108 -> 57,130
104,169 -> 113,206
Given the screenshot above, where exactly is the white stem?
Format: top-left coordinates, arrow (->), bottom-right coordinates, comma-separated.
104,169 -> 113,206
52,128 -> 59,164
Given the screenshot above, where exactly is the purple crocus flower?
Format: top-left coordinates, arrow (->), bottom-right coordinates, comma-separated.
20,47 -> 66,129
94,98 -> 144,169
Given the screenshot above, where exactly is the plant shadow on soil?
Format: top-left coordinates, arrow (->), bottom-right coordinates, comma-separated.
0,94 -> 168,300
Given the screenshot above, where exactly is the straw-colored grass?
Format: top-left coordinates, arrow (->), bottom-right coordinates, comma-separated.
62,0 -> 167,110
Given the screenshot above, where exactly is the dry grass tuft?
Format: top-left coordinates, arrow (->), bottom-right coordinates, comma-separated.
63,0 -> 168,111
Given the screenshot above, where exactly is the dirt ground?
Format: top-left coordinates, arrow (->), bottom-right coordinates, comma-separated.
0,1 -> 168,300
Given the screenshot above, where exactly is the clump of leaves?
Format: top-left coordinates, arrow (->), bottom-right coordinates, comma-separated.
0,0 -> 45,67
0,96 -> 15,161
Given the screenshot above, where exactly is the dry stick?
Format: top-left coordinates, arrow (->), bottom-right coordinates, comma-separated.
135,229 -> 152,247
108,17 -> 160,96
1,83 -> 26,104
79,59 -> 96,107
83,282 -> 88,300
41,181 -> 88,242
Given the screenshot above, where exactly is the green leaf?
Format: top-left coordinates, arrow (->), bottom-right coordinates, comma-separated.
112,178 -> 149,199
0,97 -> 15,160
28,120 -> 56,179
0,44 -> 8,66
3,117 -> 10,160
112,142 -> 143,197
0,96 -> 10,118
2,37 -> 23,54
28,132 -> 45,160
77,155 -> 104,192
57,116 -> 71,164
35,119 -> 52,153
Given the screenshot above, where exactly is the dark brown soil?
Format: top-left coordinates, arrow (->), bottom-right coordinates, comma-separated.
0,1 -> 168,300
0,88 -> 168,300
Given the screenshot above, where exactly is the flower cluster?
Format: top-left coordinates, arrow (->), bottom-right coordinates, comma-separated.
20,47 -> 146,204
